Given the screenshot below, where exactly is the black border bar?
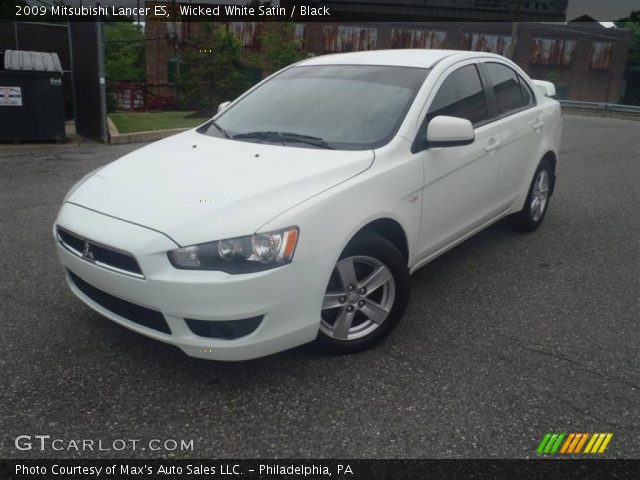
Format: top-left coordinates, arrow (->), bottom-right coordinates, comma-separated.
2,459 -> 640,480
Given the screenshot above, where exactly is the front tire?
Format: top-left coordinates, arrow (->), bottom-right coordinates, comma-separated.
510,158 -> 553,232
315,232 -> 410,354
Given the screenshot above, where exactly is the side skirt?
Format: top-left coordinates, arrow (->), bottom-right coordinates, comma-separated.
409,207 -> 513,275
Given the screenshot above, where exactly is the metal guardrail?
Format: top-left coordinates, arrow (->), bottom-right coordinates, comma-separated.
559,100 -> 640,114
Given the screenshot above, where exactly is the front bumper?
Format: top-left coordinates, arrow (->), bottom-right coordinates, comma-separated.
54,203 -> 334,361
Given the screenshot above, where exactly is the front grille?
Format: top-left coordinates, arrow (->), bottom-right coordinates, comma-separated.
68,270 -> 171,334
58,228 -> 85,253
57,226 -> 143,277
185,316 -> 263,339
89,243 -> 141,274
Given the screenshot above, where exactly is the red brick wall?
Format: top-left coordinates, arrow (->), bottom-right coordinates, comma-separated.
145,21 -> 172,99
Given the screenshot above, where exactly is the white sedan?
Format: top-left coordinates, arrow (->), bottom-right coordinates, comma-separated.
54,50 -> 562,361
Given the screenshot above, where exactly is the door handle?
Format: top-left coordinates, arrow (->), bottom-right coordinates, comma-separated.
533,120 -> 544,130
485,140 -> 502,153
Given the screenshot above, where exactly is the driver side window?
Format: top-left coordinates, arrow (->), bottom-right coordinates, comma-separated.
428,64 -> 489,126
414,64 -> 488,152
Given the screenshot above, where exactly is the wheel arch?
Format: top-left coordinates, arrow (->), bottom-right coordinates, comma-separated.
514,149 -> 559,213
353,218 -> 409,263
541,150 -> 558,195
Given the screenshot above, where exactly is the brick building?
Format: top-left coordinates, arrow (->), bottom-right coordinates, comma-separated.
302,21 -> 632,102
144,20 -> 632,105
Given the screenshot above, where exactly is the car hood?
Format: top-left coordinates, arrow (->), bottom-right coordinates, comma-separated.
67,130 -> 373,246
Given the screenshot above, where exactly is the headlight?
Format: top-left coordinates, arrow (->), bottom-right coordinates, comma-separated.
168,227 -> 299,273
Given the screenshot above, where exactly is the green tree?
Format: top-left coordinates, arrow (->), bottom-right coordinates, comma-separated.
180,23 -> 250,110
615,11 -> 640,105
103,22 -> 145,83
258,22 -> 306,75
103,22 -> 145,112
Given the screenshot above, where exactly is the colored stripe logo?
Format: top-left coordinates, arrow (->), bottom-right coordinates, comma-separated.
537,433 -> 613,454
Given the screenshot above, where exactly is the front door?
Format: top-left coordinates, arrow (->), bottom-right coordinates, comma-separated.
415,62 -> 506,259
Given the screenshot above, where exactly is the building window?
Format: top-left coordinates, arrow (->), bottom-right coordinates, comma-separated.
167,57 -> 181,84
229,22 -> 259,47
590,42 -> 614,70
390,29 -> 447,49
322,26 -> 377,52
462,33 -> 512,58
531,38 -> 576,67
294,24 -> 305,49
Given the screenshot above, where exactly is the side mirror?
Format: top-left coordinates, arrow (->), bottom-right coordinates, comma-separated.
426,116 -> 475,147
218,101 -> 231,113
532,80 -> 556,97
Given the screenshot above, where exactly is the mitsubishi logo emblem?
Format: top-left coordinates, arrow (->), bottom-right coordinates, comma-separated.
82,241 -> 94,260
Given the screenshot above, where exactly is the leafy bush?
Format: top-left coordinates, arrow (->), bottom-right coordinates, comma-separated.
616,11 -> 640,105
104,22 -> 145,83
258,23 -> 307,75
180,24 -> 250,110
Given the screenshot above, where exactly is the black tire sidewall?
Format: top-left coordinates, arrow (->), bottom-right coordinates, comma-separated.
513,158 -> 553,231
315,231 -> 411,354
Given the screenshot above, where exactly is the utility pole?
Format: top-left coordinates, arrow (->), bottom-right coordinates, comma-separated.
171,0 -> 181,105
510,0 -> 522,59
95,7 -> 108,143
67,22 -> 77,137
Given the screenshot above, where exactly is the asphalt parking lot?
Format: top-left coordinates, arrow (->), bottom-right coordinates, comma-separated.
1,115 -> 638,459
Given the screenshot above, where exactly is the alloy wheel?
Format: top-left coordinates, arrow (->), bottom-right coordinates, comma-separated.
320,255 -> 396,341
530,169 -> 550,222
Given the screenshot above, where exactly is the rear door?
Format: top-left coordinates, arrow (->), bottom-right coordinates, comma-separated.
479,61 -> 541,205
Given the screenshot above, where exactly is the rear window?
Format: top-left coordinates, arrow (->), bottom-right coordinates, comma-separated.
519,74 -> 536,107
485,62 -> 529,116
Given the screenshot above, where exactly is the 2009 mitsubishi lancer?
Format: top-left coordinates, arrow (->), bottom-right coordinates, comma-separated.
54,49 -> 562,360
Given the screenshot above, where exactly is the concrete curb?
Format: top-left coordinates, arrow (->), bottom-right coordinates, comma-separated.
108,127 -> 190,144
107,116 -> 119,136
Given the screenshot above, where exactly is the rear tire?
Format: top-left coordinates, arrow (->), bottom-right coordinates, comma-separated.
510,158 -> 553,232
315,232 -> 410,354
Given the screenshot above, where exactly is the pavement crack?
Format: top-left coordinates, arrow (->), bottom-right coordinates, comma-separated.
494,333 -> 640,393
547,392 -> 626,428
519,345 -> 640,393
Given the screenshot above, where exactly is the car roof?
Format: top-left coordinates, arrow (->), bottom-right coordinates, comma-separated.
299,49 -> 502,69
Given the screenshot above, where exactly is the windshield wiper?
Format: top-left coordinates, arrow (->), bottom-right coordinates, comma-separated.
211,120 -> 231,139
232,131 -> 333,149
198,120 -> 230,139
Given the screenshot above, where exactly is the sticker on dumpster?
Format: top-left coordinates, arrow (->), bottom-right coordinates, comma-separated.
0,86 -> 22,106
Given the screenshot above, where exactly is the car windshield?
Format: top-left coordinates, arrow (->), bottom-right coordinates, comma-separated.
199,65 -> 430,150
